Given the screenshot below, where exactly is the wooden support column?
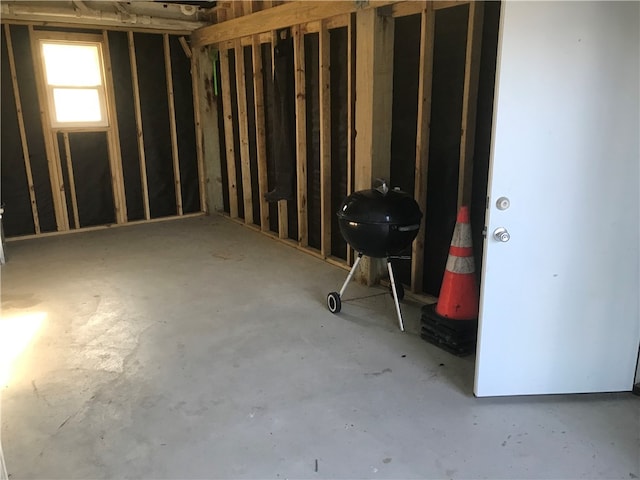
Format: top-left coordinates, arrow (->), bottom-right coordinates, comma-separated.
319,22 -> 331,257
4,24 -> 40,233
28,26 -> 69,231
234,39 -> 254,225
219,47 -> 239,218
251,36 -> 270,231
293,25 -> 308,247
62,133 -> 80,229
354,7 -> 395,284
128,31 -> 151,220
190,43 -> 208,213
163,33 -> 183,216
457,1 -> 484,208
102,30 -> 128,224
411,3 -> 436,293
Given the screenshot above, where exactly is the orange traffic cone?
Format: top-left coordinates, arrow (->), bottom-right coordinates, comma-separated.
435,206 -> 479,320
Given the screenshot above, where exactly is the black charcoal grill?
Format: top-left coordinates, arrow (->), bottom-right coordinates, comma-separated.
327,180 -> 422,331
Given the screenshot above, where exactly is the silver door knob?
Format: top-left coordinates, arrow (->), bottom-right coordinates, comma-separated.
493,227 -> 510,242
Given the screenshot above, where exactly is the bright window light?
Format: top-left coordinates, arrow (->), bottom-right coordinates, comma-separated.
40,40 -> 108,128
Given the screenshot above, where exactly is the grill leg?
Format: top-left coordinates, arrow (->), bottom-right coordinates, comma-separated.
339,253 -> 363,297
387,259 -> 404,331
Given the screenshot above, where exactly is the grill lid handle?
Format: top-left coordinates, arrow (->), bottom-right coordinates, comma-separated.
374,178 -> 389,196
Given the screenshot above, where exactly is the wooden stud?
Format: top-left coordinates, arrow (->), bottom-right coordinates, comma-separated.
457,1 -> 484,208
163,33 -> 184,215
251,35 -> 270,231
219,47 -> 239,218
292,25 -> 308,247
346,13 -> 355,266
411,2 -> 436,293
319,23 -> 331,257
234,39 -> 254,225
178,36 -> 192,58
62,133 -> 80,229
4,24 -> 40,234
191,0 -> 398,47
28,25 -> 69,231
127,31 -> 151,220
190,47 -> 208,213
102,30 -> 128,224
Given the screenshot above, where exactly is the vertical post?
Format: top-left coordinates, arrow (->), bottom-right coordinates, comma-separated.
163,33 -> 183,216
219,47 -> 239,218
457,1 -> 484,208
252,36 -> 270,231
4,24 -> 40,233
62,133 -> 80,229
102,30 -> 128,224
127,31 -> 151,220
319,22 -> 332,258
354,7 -> 395,284
293,25 -> 308,247
346,13 -> 355,265
190,44 -> 208,213
411,3 -> 436,293
234,38 -> 254,225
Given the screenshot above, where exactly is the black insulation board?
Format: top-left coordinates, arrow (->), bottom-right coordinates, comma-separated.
261,44 -> 279,233
422,4 -> 470,296
134,32 -> 176,218
213,54 -> 230,214
470,1 -> 501,279
67,132 -> 116,227
227,49 -> 245,219
1,32 -> 34,236
170,35 -> 200,214
108,31 -> 145,221
8,25 -> 56,233
304,33 -> 321,251
390,14 -> 422,285
243,45 -> 261,226
329,27 -> 349,260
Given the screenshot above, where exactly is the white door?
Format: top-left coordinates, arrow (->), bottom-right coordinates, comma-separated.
474,1 -> 640,397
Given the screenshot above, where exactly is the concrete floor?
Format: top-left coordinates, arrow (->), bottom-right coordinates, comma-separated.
1,215 -> 638,479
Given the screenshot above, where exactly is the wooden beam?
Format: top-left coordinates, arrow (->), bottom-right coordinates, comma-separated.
234,39 -> 254,225
457,1 -> 484,208
252,35 -> 270,231
163,33 -> 183,215
4,24 -> 40,234
62,133 -> 80,229
28,26 -> 69,231
179,35 -> 192,58
219,47 -> 239,218
411,2 -> 435,293
102,30 -> 128,224
190,47 -> 207,213
293,25 -> 308,247
319,23 -> 331,257
346,13 -> 355,266
191,0 -> 399,47
354,8 -> 395,284
128,31 -> 151,220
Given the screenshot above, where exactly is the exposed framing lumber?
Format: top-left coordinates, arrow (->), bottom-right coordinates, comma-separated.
62,133 -> 80,229
251,35 -> 270,231
219,47 -> 239,218
391,0 -> 471,18
292,25 -> 308,247
233,39 -> 254,225
101,30 -> 128,224
4,18 -> 193,36
318,22 -> 331,257
457,1 -> 484,208
127,31 -> 151,220
190,46 -> 208,213
411,3 -> 436,293
346,13 -> 355,266
4,24 -> 40,234
271,30 -> 289,240
163,33 -> 184,216
28,25 -> 69,231
191,0 -> 398,47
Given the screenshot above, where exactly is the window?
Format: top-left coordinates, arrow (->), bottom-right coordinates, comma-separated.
39,39 -> 109,128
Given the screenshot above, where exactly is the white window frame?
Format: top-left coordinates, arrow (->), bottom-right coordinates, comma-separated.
36,33 -> 110,129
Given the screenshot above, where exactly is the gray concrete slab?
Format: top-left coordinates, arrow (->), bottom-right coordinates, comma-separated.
1,216 -> 638,479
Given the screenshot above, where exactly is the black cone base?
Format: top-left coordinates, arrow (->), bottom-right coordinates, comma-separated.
420,304 -> 477,357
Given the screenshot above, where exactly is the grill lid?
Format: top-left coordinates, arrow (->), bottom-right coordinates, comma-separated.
337,183 -> 422,226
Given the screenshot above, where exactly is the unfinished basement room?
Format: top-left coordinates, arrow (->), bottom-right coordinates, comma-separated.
1,1 -> 638,478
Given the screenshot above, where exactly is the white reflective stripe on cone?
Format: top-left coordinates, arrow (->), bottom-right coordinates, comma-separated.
451,222 -> 473,247
445,255 -> 475,274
